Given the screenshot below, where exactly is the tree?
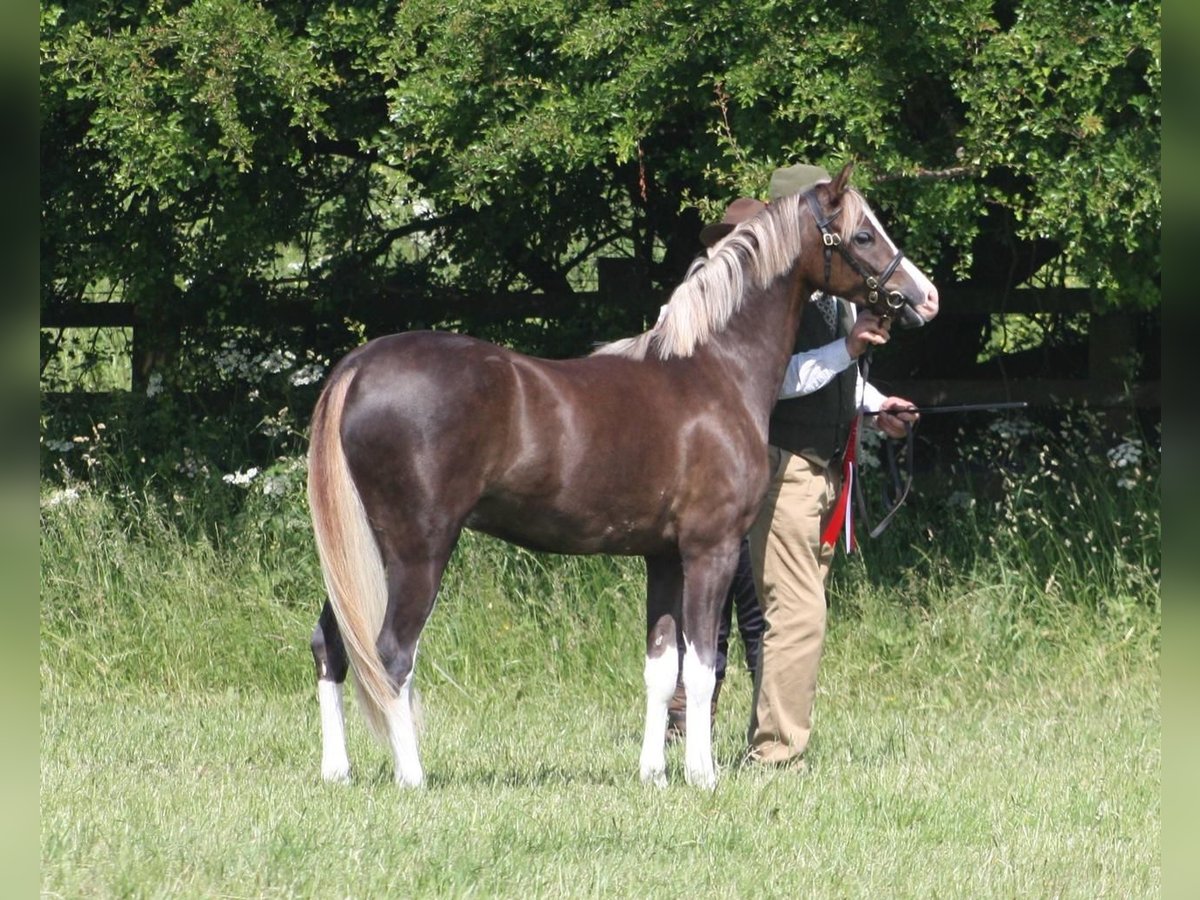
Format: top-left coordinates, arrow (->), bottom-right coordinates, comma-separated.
41,0 -> 1160,374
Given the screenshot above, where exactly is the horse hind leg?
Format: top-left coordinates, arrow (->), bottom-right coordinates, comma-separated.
375,552 -> 453,788
311,600 -> 351,783
639,554 -> 683,788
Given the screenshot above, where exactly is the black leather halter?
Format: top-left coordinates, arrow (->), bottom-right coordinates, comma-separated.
803,190 -> 908,318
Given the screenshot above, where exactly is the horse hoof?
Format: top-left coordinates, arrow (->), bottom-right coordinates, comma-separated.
685,767 -> 717,791
394,770 -> 425,789
322,763 -> 351,784
640,766 -> 668,789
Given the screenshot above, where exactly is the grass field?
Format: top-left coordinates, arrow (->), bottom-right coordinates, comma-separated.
41,457 -> 1160,897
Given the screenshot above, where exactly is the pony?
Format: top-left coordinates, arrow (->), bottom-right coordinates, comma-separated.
306,163 -> 939,789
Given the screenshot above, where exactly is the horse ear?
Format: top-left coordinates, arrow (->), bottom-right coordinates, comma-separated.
830,162 -> 854,197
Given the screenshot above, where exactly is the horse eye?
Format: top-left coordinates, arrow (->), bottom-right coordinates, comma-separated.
853,230 -> 874,246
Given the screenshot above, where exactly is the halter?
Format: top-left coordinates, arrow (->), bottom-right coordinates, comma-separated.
803,191 -> 908,319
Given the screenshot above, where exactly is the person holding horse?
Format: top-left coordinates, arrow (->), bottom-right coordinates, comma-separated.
746,163 -> 919,769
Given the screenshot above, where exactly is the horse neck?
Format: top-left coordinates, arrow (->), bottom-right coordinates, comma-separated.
697,266 -> 811,431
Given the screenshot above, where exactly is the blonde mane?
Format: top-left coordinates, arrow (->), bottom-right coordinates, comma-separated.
593,188 -> 868,361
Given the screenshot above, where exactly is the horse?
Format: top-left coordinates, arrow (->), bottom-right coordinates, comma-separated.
306,163 -> 939,789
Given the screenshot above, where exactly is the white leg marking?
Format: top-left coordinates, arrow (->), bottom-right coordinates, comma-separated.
318,679 -> 352,783
639,647 -> 678,788
682,640 -> 717,790
387,674 -> 424,788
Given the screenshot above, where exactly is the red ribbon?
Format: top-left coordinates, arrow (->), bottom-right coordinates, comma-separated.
820,415 -> 859,553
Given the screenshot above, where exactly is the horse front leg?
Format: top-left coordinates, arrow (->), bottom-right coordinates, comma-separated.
640,554 -> 683,788
680,544 -> 739,790
312,600 -> 351,783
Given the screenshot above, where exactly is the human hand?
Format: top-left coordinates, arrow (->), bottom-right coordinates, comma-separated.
873,396 -> 918,439
845,312 -> 892,359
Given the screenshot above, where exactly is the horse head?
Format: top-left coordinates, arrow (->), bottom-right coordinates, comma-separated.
799,163 -> 940,328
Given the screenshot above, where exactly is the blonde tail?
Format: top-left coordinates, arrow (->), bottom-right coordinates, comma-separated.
307,369 -> 393,742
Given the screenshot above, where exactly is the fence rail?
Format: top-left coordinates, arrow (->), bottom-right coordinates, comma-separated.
40,283 -> 1159,409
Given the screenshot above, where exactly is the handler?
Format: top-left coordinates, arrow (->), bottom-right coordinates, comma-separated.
746,163 -> 919,768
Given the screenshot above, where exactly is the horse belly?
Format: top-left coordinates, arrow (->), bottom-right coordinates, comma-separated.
466,484 -> 674,556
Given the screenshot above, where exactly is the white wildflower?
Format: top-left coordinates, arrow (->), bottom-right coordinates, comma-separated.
174,449 -> 209,479
44,439 -> 74,453
42,486 -> 81,508
857,426 -> 884,470
988,416 -> 1035,442
258,407 -> 292,438
215,340 -> 255,381
145,372 -> 163,398
1106,439 -> 1143,470
289,363 -> 326,386
258,349 -> 297,375
222,467 -> 260,486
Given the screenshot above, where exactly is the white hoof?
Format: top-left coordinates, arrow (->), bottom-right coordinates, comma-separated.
321,761 -> 351,784
394,770 -> 425,789
685,763 -> 717,791
640,762 -> 668,788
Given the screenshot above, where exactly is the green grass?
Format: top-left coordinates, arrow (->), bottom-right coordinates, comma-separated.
41,476 -> 1159,897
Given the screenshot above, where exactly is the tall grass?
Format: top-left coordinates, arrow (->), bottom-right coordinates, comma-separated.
40,413 -> 1159,896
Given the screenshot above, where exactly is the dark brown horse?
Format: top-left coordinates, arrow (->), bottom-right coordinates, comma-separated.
307,164 -> 938,789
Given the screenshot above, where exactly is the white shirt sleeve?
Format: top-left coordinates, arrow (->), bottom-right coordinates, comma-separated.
775,298 -> 892,411
776,339 -> 854,399
857,374 -> 887,413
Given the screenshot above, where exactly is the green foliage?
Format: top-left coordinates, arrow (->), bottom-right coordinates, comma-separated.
41,0 -> 1161,379
955,1 -> 1160,302
844,409 -> 1160,614
42,1 -> 335,317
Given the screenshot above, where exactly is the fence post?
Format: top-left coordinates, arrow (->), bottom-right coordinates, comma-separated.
1088,309 -> 1136,430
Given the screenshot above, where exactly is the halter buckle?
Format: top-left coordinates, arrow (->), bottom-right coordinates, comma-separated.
886,291 -> 905,310
823,232 -> 840,247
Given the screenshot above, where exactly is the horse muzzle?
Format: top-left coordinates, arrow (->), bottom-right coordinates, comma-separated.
887,281 -> 939,329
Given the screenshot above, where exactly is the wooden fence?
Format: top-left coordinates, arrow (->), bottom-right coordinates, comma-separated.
41,280 -> 1159,411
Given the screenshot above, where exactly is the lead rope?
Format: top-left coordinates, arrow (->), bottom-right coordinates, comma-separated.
851,346 -> 915,544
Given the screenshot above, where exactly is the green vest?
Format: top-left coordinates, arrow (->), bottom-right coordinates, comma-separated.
767,297 -> 858,469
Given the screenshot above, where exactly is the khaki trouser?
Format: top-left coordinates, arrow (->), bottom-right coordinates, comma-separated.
746,446 -> 838,764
